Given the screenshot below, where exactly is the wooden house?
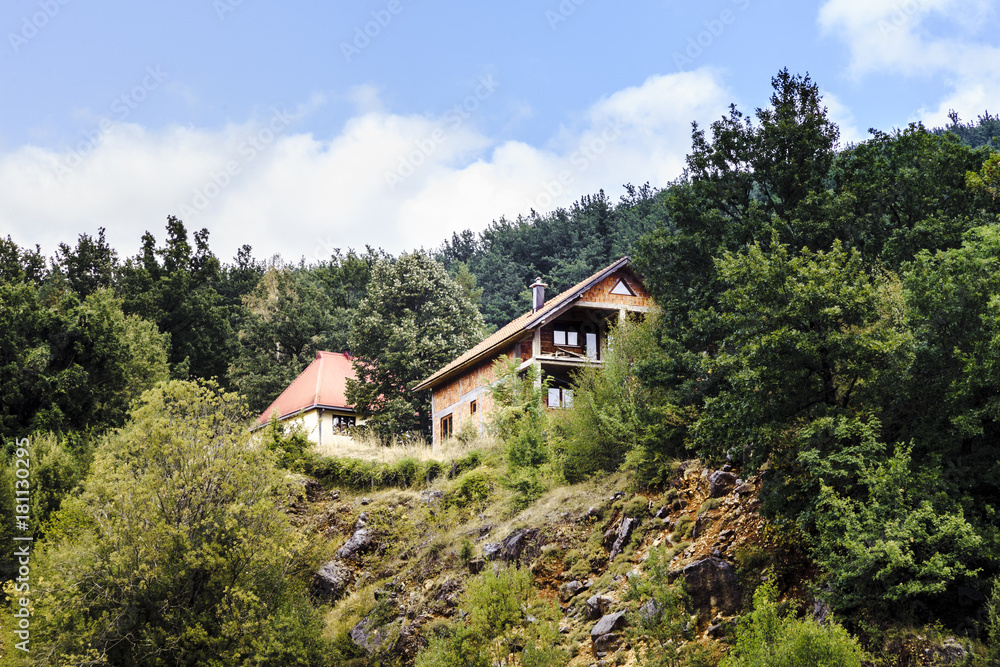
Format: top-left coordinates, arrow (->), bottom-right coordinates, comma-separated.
414,257 -> 653,447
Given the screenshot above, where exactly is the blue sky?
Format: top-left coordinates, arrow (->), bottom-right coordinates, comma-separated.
2,0 -> 998,263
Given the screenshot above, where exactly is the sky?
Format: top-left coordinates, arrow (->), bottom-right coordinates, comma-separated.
1,0 -> 999,264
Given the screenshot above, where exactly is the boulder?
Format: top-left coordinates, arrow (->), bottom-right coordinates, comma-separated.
313,560 -> 352,602
591,610 -> 628,638
559,580 -> 584,602
337,527 -> 373,559
499,528 -> 540,563
708,471 -> 737,498
682,557 -> 742,616
608,517 -> 638,560
587,594 -> 613,619
482,542 -> 502,560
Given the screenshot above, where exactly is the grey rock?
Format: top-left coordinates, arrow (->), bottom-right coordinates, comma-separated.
467,557 -> 485,574
313,560 -> 352,602
708,471 -> 738,498
682,557 -> 742,616
559,580 -> 584,602
350,613 -> 404,654
591,610 -> 628,639
329,489 -> 341,500
654,506 -> 670,519
337,527 -> 373,559
707,623 -> 726,638
355,512 -> 369,529
499,528 -> 540,563
360,497 -> 372,505
586,594 -> 613,619
734,482 -> 753,496
482,542 -> 502,560
609,516 -> 638,560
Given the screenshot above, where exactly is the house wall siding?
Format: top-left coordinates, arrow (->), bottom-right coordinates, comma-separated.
430,346 -> 515,444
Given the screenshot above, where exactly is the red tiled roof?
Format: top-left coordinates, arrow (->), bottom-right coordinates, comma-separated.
413,257 -> 631,391
256,351 -> 356,426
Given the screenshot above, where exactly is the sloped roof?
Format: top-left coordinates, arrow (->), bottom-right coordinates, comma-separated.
256,351 -> 356,426
413,256 -> 632,391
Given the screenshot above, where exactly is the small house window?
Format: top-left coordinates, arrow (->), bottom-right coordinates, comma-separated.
547,387 -> 573,408
441,414 -> 453,440
470,400 -> 477,415
553,324 -> 579,347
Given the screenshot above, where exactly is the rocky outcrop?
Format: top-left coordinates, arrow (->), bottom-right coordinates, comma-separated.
590,611 -> 628,657
337,527 -> 373,559
682,557 -> 742,616
559,580 -> 584,602
313,560 -> 352,602
607,516 -> 638,560
708,471 -> 737,498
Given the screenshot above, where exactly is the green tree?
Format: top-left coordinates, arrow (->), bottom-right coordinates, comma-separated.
118,216 -> 234,382
722,580 -> 866,667
556,314 -> 687,485
31,380 -> 328,666
347,252 -> 483,440
693,238 -> 912,469
53,228 -> 119,299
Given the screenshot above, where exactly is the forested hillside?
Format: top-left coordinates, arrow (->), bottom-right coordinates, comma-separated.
1,68 -> 1000,665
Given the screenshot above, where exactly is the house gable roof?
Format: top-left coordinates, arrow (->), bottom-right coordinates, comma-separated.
413,256 -> 635,392
256,351 -> 356,426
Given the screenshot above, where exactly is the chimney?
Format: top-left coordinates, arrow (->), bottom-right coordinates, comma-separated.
530,277 -> 547,312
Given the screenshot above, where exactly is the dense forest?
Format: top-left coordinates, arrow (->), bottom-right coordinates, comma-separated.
2,69 -> 1000,665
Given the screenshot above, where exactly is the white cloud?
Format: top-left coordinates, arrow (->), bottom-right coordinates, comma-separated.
0,69 -> 732,263
820,90 -> 865,145
819,0 -> 1000,125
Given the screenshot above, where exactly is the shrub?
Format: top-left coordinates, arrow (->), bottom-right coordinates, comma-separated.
722,580 -> 866,667
556,314 -> 688,484
416,565 -> 568,667
625,545 -> 696,666
672,515 -> 695,542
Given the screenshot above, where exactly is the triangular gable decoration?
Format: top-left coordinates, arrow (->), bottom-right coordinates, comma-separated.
610,279 -> 635,296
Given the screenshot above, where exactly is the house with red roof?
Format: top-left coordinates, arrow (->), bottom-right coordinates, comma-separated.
256,351 -> 361,447
414,257 -> 653,447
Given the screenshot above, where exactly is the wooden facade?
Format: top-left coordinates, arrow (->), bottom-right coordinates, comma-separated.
415,258 -> 653,448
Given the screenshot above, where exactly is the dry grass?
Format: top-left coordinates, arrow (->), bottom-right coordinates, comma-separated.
312,430 -> 501,464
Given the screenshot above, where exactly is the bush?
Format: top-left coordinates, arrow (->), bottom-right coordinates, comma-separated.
722,581 -> 866,667
416,565 -> 568,667
625,545 -> 696,666
30,380 -> 331,665
555,315 -> 688,484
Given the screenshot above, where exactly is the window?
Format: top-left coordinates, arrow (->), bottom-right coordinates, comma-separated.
547,387 -> 573,408
441,414 -> 453,439
553,324 -> 579,347
470,400 -> 477,415
610,279 -> 636,296
332,416 -> 356,432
